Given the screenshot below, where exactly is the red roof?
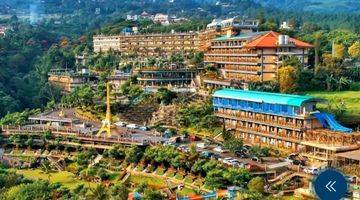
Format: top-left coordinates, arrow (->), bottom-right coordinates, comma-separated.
244,31 -> 313,48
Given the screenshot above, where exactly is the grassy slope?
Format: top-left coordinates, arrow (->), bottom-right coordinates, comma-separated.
307,91 -> 360,125
14,169 -> 97,189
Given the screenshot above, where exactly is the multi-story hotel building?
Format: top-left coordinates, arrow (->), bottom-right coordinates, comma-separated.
48,69 -> 97,93
135,67 -> 197,89
204,31 -> 313,86
213,89 -> 359,163
93,18 -> 259,56
93,32 -> 199,56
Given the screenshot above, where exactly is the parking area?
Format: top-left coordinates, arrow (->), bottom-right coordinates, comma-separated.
173,140 -> 288,172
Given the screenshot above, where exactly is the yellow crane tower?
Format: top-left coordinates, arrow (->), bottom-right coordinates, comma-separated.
97,82 -> 112,137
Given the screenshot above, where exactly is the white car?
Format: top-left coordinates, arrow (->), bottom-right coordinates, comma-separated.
213,146 -> 228,153
221,157 -> 235,164
139,126 -> 149,131
196,143 -> 206,149
115,121 -> 127,127
304,166 -> 319,175
126,124 -> 139,129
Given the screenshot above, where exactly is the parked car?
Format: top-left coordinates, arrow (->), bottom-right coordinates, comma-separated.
251,156 -> 263,163
235,150 -> 248,158
178,145 -> 189,153
115,121 -> 127,127
221,157 -> 236,165
213,146 -> 228,153
292,159 -> 305,166
345,175 -> 357,183
304,166 -> 320,175
201,151 -> 213,158
197,143 -> 206,149
126,124 -> 139,129
164,141 -> 180,147
211,153 -> 221,159
139,126 -> 149,131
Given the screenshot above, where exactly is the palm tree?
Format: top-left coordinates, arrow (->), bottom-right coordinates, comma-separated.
325,74 -> 335,91
337,77 -> 351,91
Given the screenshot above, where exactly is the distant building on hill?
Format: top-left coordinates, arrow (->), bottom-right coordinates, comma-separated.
48,69 -> 97,93
0,25 -> 6,37
93,17 -> 313,87
93,32 -> 199,56
280,21 -> 292,30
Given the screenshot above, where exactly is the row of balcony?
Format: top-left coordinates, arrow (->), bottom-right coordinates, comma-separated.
226,124 -> 304,142
206,49 -> 258,55
215,111 -> 304,131
224,65 -> 259,72
121,42 -> 197,46
225,73 -> 260,82
205,56 -> 260,64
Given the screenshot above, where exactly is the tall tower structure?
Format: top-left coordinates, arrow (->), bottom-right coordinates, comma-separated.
97,82 -> 112,137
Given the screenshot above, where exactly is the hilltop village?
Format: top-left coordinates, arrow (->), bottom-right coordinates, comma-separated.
1,15 -> 360,200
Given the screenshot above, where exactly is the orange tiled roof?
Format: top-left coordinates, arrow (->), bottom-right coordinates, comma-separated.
244,31 -> 314,48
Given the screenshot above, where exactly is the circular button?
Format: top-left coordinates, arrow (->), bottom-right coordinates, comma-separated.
314,168 -> 348,200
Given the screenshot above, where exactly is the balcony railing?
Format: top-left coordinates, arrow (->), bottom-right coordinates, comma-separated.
214,111 -> 304,131
225,124 -> 303,143
206,48 -> 258,55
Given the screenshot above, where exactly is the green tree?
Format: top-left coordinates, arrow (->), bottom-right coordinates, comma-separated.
125,146 -> 144,164
4,181 -> 54,200
110,183 -> 129,200
205,169 -> 224,189
89,185 -> 109,200
223,138 -> 243,153
248,177 -> 265,194
223,168 -> 251,187
155,88 -> 177,105
142,188 -> 166,200
277,66 -> 298,93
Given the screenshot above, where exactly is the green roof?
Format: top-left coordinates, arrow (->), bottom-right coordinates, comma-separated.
213,31 -> 269,41
213,89 -> 320,107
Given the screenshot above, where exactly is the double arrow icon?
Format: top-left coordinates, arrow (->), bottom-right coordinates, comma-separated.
326,181 -> 336,192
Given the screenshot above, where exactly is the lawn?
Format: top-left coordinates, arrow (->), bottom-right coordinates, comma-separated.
130,174 -> 167,189
307,90 -> 360,125
14,169 -> 97,189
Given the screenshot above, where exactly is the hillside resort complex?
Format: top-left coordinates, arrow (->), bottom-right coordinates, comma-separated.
40,17 -> 360,168
2,14 -> 359,200
90,18 -> 313,89
45,18 -> 360,163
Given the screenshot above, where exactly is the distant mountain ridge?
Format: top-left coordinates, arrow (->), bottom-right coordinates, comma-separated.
253,0 -> 360,13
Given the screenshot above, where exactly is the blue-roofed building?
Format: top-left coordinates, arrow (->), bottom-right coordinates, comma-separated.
213,89 -> 358,162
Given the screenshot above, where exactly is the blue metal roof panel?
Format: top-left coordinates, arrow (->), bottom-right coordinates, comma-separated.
213,89 -> 318,107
